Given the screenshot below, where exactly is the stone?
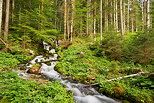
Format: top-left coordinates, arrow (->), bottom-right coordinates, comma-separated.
27,66 -> 41,74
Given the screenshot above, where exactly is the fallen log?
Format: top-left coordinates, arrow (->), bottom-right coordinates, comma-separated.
0,38 -> 7,46
38,59 -> 59,63
86,72 -> 153,87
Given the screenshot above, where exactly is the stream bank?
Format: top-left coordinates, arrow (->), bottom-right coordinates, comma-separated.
15,41 -> 120,103
55,38 -> 154,103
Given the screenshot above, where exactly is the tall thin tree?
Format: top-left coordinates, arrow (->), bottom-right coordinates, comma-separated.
70,0 -> 75,41
100,0 -> 102,43
64,0 -> 67,40
4,0 -> 10,42
0,0 -> 3,37
147,0 -> 150,28
120,0 -> 124,38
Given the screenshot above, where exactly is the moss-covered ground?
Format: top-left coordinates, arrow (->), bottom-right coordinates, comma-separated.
55,38 -> 154,103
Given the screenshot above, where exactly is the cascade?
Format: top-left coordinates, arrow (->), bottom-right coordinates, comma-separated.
16,41 -> 121,103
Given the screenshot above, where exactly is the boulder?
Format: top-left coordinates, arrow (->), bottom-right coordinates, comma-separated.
27,65 -> 41,74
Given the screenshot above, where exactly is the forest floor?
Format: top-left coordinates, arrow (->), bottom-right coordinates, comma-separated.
55,38 -> 154,103
0,36 -> 153,103
0,52 -> 74,103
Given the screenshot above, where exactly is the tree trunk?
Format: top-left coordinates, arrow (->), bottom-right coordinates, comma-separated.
127,0 -> 130,32
141,2 -> 144,30
147,0 -> 150,28
4,0 -> 10,42
67,4 -> 70,40
104,0 -> 108,32
144,1 -> 147,29
115,0 -> 118,32
113,0 -> 116,30
0,0 -> 3,37
70,0 -> 75,41
120,0 -> 124,38
86,0 -> 91,35
86,72 -> 152,87
123,1 -> 126,34
100,0 -> 102,43
131,17 -> 134,32
93,0 -> 96,41
11,0 -> 14,24
110,1 -> 113,25
64,0 -> 67,40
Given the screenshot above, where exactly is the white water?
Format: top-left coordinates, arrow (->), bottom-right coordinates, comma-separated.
17,41 -> 121,103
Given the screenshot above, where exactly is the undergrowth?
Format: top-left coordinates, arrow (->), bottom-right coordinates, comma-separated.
0,71 -> 74,103
0,53 -> 32,69
55,38 -> 154,103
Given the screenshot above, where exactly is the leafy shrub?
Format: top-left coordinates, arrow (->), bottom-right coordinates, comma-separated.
0,53 -> 32,69
90,32 -> 123,60
0,71 -> 74,103
125,87 -> 154,103
123,30 -> 154,64
55,37 -> 154,103
99,78 -> 154,103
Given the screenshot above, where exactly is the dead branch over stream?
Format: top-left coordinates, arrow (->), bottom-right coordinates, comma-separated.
87,72 -> 153,86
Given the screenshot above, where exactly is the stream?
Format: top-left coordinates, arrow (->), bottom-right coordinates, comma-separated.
15,41 -> 121,103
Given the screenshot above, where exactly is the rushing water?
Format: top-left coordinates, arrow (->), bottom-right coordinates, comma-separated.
16,42 -> 121,103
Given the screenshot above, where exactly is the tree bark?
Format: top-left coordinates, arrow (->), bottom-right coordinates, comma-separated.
0,0 -> 3,37
70,0 -> 75,41
144,1 -> 147,29
64,0 -> 67,40
67,4 -> 70,40
147,0 -> 150,28
131,17 -> 134,32
87,72 -> 152,86
11,0 -> 14,24
115,0 -> 118,32
104,0 -> 108,32
120,0 -> 124,39
113,0 -> 116,30
127,0 -> 130,32
86,0 -> 91,35
100,0 -> 102,43
141,2 -> 144,30
123,1 -> 126,34
93,0 -> 96,41
4,0 -> 10,42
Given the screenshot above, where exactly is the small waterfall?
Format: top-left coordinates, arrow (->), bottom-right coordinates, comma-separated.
17,41 -> 121,103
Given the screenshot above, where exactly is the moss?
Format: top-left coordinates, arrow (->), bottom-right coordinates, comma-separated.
112,86 -> 125,98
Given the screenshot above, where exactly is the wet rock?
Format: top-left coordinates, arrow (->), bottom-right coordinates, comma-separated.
72,88 -> 83,96
27,64 -> 41,74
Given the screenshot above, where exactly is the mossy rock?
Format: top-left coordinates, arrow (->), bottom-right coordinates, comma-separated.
27,63 -> 41,74
0,98 -> 10,103
112,86 -> 125,98
122,100 -> 130,103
